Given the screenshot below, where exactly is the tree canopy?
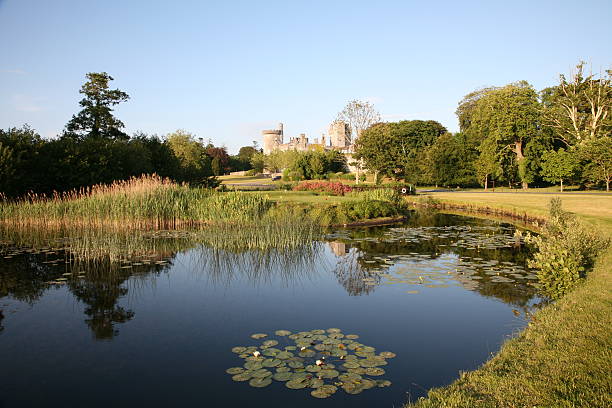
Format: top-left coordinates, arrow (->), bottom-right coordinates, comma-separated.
66,72 -> 130,140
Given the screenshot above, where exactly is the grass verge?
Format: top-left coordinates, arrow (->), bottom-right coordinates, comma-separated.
405,192 -> 612,408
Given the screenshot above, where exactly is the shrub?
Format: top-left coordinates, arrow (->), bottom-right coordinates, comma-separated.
245,169 -> 257,176
293,181 -> 353,196
525,198 -> 609,299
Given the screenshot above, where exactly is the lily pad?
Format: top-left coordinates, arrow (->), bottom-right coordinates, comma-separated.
288,360 -> 304,369
272,372 -> 292,381
251,369 -> 272,378
249,377 -> 272,388
231,346 -> 247,354
276,351 -> 293,359
251,333 -> 267,339
286,380 -> 308,389
262,340 -> 278,348
231,373 -> 252,382
380,351 -> 396,358
244,361 -> 263,370
226,367 -> 245,375
275,330 -> 292,336
262,359 -> 282,368
311,388 -> 332,398
365,367 -> 385,376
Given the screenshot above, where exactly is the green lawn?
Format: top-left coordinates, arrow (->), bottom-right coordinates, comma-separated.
405,192 -> 612,408
219,175 -> 275,185
259,190 -> 357,205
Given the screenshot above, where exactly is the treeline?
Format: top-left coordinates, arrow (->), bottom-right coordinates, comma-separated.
356,62 -> 611,190
0,73 -> 259,197
250,149 -> 347,180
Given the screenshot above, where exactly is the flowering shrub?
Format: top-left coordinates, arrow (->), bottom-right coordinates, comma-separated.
293,181 -> 353,196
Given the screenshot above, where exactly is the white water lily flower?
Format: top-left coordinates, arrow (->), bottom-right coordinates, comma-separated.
253,351 -> 261,357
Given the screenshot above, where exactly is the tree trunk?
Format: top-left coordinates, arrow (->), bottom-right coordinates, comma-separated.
355,167 -> 360,185
484,174 -> 488,191
374,170 -> 379,185
515,140 -> 528,189
607,178 -> 610,192
560,179 -> 564,192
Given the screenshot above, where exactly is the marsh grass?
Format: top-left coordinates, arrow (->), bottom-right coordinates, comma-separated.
0,175 -> 272,228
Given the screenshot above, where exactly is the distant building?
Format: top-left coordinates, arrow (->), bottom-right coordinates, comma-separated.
262,121 -> 353,155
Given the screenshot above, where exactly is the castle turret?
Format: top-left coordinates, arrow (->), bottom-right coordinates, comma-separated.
262,123 -> 284,154
329,121 -> 351,148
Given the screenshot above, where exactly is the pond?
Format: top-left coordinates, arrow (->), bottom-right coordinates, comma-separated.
0,212 -> 541,407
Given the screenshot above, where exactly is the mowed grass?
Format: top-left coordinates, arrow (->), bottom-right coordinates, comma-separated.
406,192 -> 612,408
259,190 -> 357,205
219,175 -> 275,185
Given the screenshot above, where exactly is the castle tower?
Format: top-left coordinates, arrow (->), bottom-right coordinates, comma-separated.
328,121 -> 351,148
262,123 -> 284,154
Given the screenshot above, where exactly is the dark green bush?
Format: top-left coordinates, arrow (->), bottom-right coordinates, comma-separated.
525,198 -> 609,299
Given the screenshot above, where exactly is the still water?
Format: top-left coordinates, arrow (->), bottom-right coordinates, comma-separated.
0,213 -> 539,407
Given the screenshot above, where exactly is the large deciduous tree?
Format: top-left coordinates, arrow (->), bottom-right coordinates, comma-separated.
542,62 -> 611,146
470,81 -> 541,189
66,72 -> 130,140
355,120 -> 447,183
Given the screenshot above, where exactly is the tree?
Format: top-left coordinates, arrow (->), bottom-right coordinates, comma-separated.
165,130 -> 212,182
471,81 -> 542,189
580,138 -> 612,191
336,100 -> 381,144
542,62 -> 611,146
456,87 -> 498,134
250,151 -> 265,173
205,146 -> 230,174
355,120 -> 447,183
474,137 -> 501,190
540,148 -> 578,192
426,132 -> 478,187
66,72 -> 130,140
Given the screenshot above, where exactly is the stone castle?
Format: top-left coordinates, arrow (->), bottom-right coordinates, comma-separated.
262,121 -> 353,154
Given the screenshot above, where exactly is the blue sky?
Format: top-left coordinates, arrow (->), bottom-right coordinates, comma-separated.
1,0 -> 610,153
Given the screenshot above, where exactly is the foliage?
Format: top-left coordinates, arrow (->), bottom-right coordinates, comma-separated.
293,181 -> 353,196
336,100 -> 381,143
580,137 -> 612,191
540,148 -> 578,191
424,132 -> 479,187
525,198 -> 609,299
355,120 -> 447,182
470,81 -> 542,189
166,129 -> 213,183
541,62 -> 611,146
65,72 -> 130,140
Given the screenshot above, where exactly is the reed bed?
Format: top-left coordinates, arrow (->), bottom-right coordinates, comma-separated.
0,175 -> 272,227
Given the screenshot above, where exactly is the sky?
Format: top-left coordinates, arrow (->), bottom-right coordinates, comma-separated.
1,0 -> 610,154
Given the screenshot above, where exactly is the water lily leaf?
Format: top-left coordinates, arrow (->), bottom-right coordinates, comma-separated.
262,340 -> 278,348
345,334 -> 359,340
251,333 -> 267,339
226,367 -> 245,375
276,351 -> 293,359
379,351 -> 396,358
326,328 -> 342,334
275,330 -> 292,336
311,329 -> 325,335
298,350 -> 316,358
284,346 -> 297,351
276,366 -> 290,373
342,361 -> 360,369
288,361 -> 304,369
251,369 -> 272,378
311,388 -> 332,398
305,364 -> 322,372
272,372 -> 292,381
249,377 -> 272,388
286,380 -> 307,389
231,373 -> 252,382
376,379 -> 392,387
318,369 -> 339,379
231,347 -> 247,354
244,361 -> 263,370
262,359 -> 281,368
365,367 -> 385,376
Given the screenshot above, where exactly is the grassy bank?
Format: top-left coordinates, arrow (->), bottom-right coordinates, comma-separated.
405,192 -> 612,408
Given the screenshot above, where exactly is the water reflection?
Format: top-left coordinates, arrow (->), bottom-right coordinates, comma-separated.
0,211 -> 540,340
